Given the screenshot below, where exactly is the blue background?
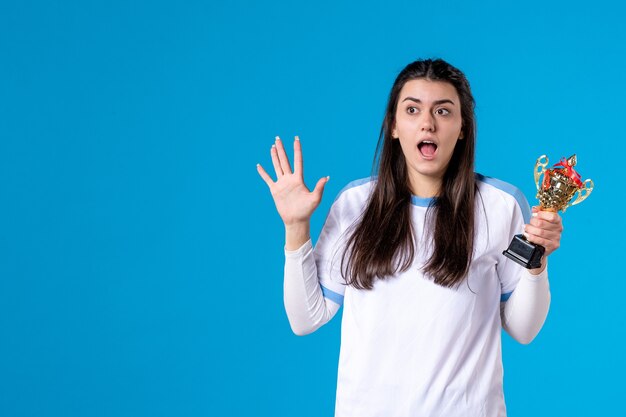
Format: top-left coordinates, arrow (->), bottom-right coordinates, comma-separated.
1,1 -> 624,416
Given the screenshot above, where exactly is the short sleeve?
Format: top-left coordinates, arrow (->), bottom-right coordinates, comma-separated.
496,192 -> 532,301
314,197 -> 350,306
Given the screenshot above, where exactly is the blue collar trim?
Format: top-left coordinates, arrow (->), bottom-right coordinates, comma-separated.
410,195 -> 435,207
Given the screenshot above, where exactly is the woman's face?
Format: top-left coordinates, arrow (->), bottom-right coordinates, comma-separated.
392,79 -> 464,193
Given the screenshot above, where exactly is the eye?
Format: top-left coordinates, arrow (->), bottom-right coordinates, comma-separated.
407,106 -> 419,114
436,108 -> 450,116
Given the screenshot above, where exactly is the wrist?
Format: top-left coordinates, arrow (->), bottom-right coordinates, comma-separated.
528,256 -> 547,275
285,222 -> 311,251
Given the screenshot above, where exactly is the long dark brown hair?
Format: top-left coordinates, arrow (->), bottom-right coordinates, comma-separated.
340,58 -> 477,289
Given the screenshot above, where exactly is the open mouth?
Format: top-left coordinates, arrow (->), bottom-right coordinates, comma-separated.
417,140 -> 438,158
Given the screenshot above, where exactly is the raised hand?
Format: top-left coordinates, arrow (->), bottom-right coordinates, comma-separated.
257,136 -> 329,227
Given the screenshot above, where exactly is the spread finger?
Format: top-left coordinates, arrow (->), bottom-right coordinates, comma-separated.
271,144 -> 284,177
275,136 -> 292,174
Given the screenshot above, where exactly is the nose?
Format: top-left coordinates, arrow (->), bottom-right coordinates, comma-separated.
420,112 -> 435,132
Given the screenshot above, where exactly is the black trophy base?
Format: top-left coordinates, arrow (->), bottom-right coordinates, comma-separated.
502,234 -> 545,269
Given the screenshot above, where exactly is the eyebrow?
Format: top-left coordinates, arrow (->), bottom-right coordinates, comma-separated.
401,97 -> 456,106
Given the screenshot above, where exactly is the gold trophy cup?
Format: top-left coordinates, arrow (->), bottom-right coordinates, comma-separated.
502,154 -> 594,269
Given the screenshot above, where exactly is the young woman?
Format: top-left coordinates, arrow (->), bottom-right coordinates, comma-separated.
256,59 -> 562,417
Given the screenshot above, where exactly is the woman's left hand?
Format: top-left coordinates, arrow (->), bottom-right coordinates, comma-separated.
524,206 -> 563,274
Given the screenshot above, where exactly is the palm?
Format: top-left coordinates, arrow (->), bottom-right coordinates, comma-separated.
257,136 -> 328,226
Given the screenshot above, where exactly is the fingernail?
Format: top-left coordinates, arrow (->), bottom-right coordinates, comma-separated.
532,212 -> 538,217
275,136 -> 281,142
295,135 -> 300,141
326,176 -> 330,181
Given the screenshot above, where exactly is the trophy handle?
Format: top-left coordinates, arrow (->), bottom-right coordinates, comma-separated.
566,179 -> 594,210
534,155 -> 549,190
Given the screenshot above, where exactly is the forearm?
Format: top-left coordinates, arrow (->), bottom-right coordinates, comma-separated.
501,266 -> 551,345
284,239 -> 340,336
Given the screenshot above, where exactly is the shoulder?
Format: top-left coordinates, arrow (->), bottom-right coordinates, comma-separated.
475,173 -> 531,223
334,176 -> 376,203
329,176 -> 376,219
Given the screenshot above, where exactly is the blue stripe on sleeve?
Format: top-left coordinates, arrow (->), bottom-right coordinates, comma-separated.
475,173 -> 532,224
500,291 -> 513,302
321,285 -> 344,305
333,176 -> 376,203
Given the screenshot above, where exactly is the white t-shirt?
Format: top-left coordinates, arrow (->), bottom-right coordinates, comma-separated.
314,174 -> 532,417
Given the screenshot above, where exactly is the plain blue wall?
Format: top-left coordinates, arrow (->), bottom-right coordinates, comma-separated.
1,0 -> 623,416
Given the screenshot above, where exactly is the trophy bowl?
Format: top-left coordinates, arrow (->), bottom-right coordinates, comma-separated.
534,154 -> 594,213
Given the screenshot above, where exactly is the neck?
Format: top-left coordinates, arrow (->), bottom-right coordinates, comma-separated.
408,171 -> 443,198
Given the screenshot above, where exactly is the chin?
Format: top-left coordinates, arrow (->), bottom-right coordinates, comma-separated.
413,163 -> 445,178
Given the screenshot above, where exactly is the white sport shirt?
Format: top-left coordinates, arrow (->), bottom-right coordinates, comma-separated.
283,174 -> 551,417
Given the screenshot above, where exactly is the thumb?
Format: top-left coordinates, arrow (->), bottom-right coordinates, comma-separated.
312,176 -> 330,199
